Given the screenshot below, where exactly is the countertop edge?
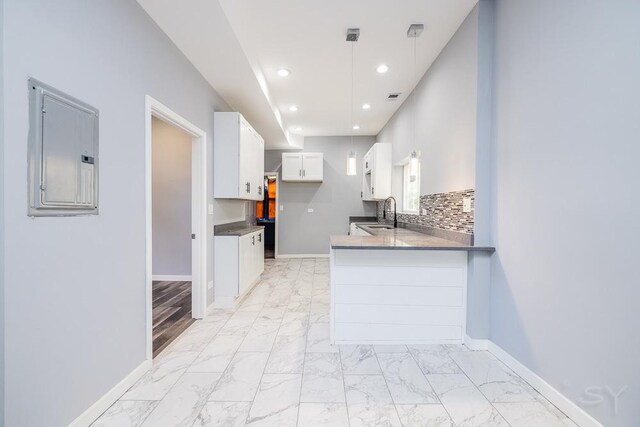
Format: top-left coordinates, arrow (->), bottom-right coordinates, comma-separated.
214,225 -> 265,237
330,244 -> 495,252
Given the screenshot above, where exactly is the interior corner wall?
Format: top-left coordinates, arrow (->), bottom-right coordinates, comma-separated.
152,117 -> 192,277
491,0 -> 640,425
376,4 -> 478,196
0,0 -> 5,423
264,136 -> 377,255
2,0 -> 232,425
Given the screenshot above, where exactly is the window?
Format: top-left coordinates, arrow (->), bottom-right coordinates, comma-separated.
403,161 -> 420,213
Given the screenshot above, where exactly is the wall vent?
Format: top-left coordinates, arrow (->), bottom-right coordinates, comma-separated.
386,93 -> 402,100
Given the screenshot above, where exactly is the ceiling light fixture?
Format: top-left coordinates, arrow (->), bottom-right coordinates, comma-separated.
289,105 -> 299,112
362,103 -> 371,110
346,28 -> 360,176
277,68 -> 291,77
408,23 -> 424,181
376,64 -> 389,74
294,127 -> 303,131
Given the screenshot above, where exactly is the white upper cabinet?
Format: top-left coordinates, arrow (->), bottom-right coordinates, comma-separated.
282,153 -> 303,181
362,143 -> 392,201
214,112 -> 264,201
281,152 -> 323,182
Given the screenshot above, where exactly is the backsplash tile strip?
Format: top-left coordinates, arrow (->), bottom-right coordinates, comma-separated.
377,189 -> 474,235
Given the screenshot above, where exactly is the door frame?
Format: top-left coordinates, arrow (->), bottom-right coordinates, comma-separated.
145,95 -> 208,360
264,171 -> 279,257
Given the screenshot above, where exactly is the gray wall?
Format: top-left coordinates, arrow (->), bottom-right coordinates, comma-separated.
490,1 -> 640,425
0,0 -> 4,421
2,0 -> 232,425
377,5 -> 478,196
152,117 -> 192,276
265,136 -> 377,255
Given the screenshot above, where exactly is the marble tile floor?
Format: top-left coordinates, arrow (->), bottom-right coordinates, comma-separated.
93,257 -> 578,427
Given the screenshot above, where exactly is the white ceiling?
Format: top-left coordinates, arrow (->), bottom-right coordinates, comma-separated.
138,0 -> 477,148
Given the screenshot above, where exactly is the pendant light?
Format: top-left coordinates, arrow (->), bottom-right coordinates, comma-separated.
408,24 -> 423,181
346,28 -> 359,176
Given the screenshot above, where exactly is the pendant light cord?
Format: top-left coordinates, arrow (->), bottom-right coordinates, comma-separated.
351,41 -> 354,146
412,34 -> 417,151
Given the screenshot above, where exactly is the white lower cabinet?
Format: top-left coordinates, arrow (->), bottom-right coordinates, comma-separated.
214,228 -> 265,307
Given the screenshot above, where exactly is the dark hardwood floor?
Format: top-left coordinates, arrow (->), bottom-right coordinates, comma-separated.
152,281 -> 194,357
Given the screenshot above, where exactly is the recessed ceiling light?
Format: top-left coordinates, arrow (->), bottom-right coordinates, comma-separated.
376,64 -> 389,74
277,68 -> 291,77
353,125 -> 360,130
362,103 -> 371,110
289,105 -> 299,112
294,127 -> 303,131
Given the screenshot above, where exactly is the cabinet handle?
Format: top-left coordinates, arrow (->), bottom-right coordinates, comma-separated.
252,236 -> 255,245
372,187 -> 374,194
299,169 -> 302,177
258,233 -> 262,242
303,169 -> 306,177
245,182 -> 250,193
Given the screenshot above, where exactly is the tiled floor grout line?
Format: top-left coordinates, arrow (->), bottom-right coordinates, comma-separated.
242,259 -> 293,424
295,258 -> 314,427
448,350 -> 514,427
338,345 -> 353,427
406,347 -> 457,426
371,346 -> 405,425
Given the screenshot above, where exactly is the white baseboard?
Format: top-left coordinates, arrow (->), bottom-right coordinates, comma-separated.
69,359 -> 152,427
211,297 -> 235,309
275,254 -> 330,259
463,334 -> 489,351
152,274 -> 192,281
463,335 -> 601,427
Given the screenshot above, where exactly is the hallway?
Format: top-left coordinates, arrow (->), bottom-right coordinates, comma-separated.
94,258 -> 577,426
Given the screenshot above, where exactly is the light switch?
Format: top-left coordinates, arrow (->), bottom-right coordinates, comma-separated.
463,198 -> 472,213
280,204 -> 284,211
307,208 -> 314,213
208,204 -> 214,215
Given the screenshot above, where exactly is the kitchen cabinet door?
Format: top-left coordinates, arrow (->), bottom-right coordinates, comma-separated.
282,153 -> 303,181
238,233 -> 253,295
302,153 -> 323,181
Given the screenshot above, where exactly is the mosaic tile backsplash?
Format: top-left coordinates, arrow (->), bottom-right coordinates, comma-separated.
377,189 -> 475,234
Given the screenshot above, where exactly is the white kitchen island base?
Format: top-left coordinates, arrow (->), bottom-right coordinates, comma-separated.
330,248 -> 468,345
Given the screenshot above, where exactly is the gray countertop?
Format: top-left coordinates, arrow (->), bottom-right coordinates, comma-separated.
334,223 -> 494,252
214,225 -> 265,237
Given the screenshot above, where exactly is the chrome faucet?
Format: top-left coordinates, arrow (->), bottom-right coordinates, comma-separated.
382,197 -> 398,228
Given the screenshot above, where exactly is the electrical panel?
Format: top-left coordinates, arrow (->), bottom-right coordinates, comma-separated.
28,79 -> 99,216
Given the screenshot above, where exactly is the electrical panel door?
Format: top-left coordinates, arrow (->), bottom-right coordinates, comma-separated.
28,79 -> 99,216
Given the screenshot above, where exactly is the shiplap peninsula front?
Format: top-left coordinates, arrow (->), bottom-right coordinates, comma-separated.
329,227 -> 494,345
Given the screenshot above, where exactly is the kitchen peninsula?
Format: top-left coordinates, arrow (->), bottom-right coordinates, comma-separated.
330,224 -> 494,345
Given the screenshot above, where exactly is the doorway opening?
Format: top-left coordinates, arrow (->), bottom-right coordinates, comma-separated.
257,172 -> 278,258
145,96 -> 207,360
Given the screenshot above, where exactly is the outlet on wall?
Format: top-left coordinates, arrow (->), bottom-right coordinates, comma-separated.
463,198 -> 472,213
280,204 -> 284,211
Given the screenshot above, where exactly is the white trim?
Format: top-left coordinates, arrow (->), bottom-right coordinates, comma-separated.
145,95 -> 208,362
151,275 -> 193,282
462,335 -> 602,427
263,171 -> 279,258
276,254 -> 330,259
464,334 -> 489,351
68,360 -> 151,427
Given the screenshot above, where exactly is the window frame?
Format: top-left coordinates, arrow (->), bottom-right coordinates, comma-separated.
402,160 -> 420,214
